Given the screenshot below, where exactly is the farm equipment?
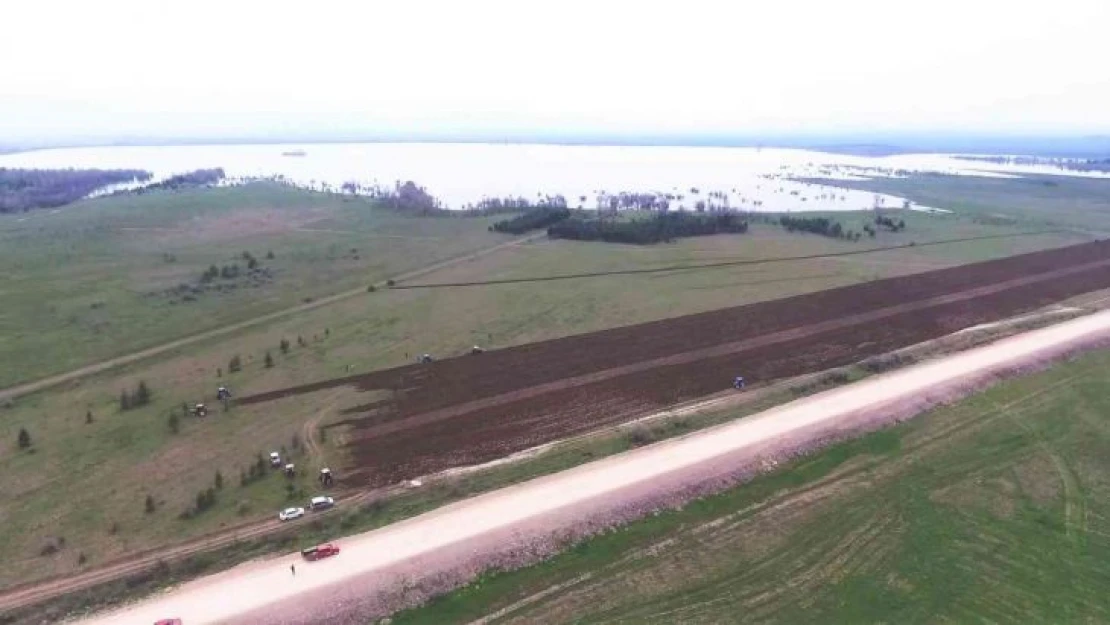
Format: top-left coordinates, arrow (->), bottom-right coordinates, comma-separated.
733,376 -> 745,390
419,353 -> 434,364
216,386 -> 232,400
192,403 -> 208,417
319,468 -> 334,487
470,345 -> 484,354
301,543 -> 340,561
284,463 -> 296,478
269,451 -> 282,467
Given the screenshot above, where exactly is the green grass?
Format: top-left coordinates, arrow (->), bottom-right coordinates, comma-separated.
0,179 -> 1096,593
0,183 -> 508,387
392,347 -> 1110,624
805,172 -> 1110,234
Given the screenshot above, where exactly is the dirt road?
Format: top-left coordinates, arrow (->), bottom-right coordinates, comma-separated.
0,234 -> 543,402
71,309 -> 1110,625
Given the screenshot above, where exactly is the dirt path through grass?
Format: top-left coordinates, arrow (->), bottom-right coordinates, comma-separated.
0,234 -> 543,403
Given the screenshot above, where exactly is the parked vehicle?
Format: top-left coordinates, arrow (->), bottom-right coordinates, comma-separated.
309,495 -> 335,511
269,451 -> 282,467
301,543 -> 340,561
278,507 -> 305,521
154,619 -> 183,625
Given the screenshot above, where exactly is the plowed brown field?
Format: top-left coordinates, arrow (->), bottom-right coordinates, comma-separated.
239,240 -> 1110,487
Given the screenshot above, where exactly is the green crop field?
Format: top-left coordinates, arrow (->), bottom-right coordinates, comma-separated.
394,346 -> 1110,624
0,176 -> 1100,595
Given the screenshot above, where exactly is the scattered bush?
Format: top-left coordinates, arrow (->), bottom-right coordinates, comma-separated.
367,284 -> 376,293
119,380 -> 152,411
85,410 -> 93,424
135,381 -> 151,406
181,488 -> 218,519
875,215 -> 906,232
214,471 -> 224,490
77,552 -> 87,565
241,454 -> 270,487
279,339 -> 290,354
266,250 -> 274,260
228,355 -> 242,373
17,427 -> 32,449
39,542 -> 59,557
264,351 -> 274,368
168,413 -> 180,434
145,494 -> 156,514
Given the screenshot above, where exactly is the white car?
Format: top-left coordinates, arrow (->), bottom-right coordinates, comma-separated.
309,496 -> 335,511
278,507 -> 305,521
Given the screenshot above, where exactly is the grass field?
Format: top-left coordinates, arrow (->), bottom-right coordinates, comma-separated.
392,346 -> 1110,624
0,184 -> 508,387
807,172 -> 1110,234
0,176 -> 1099,592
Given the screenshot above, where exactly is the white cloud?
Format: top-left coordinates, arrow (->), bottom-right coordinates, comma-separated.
2,0 -> 1108,140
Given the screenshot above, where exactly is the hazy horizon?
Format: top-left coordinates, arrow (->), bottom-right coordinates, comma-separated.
3,0 -> 1109,149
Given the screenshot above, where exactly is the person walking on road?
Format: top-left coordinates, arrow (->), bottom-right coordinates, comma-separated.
290,563 -> 296,577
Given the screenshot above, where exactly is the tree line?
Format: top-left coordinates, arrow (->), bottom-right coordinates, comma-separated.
0,167 -> 152,213
491,206 -> 572,234
130,168 -> 225,193
548,212 -> 748,245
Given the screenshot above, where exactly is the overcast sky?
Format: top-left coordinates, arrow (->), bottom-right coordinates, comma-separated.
2,0 -> 1109,142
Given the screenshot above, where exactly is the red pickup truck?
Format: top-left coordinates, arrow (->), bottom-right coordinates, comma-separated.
301,543 -> 340,561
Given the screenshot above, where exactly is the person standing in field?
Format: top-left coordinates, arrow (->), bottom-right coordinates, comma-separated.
290,563 -> 296,577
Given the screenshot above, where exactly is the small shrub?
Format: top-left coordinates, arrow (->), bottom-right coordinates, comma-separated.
39,543 -> 59,557
214,471 -> 224,490
85,410 -> 93,424
228,355 -> 242,373
145,494 -> 156,514
264,351 -> 274,368
266,250 -> 274,260
627,427 -> 656,448
291,433 -> 301,450
367,285 -> 376,293
17,427 -> 32,449
168,413 -> 180,434
386,279 -> 396,287
119,390 -> 132,411
279,339 -> 290,354
108,522 -> 119,535
77,552 -> 87,565
134,381 -> 151,406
